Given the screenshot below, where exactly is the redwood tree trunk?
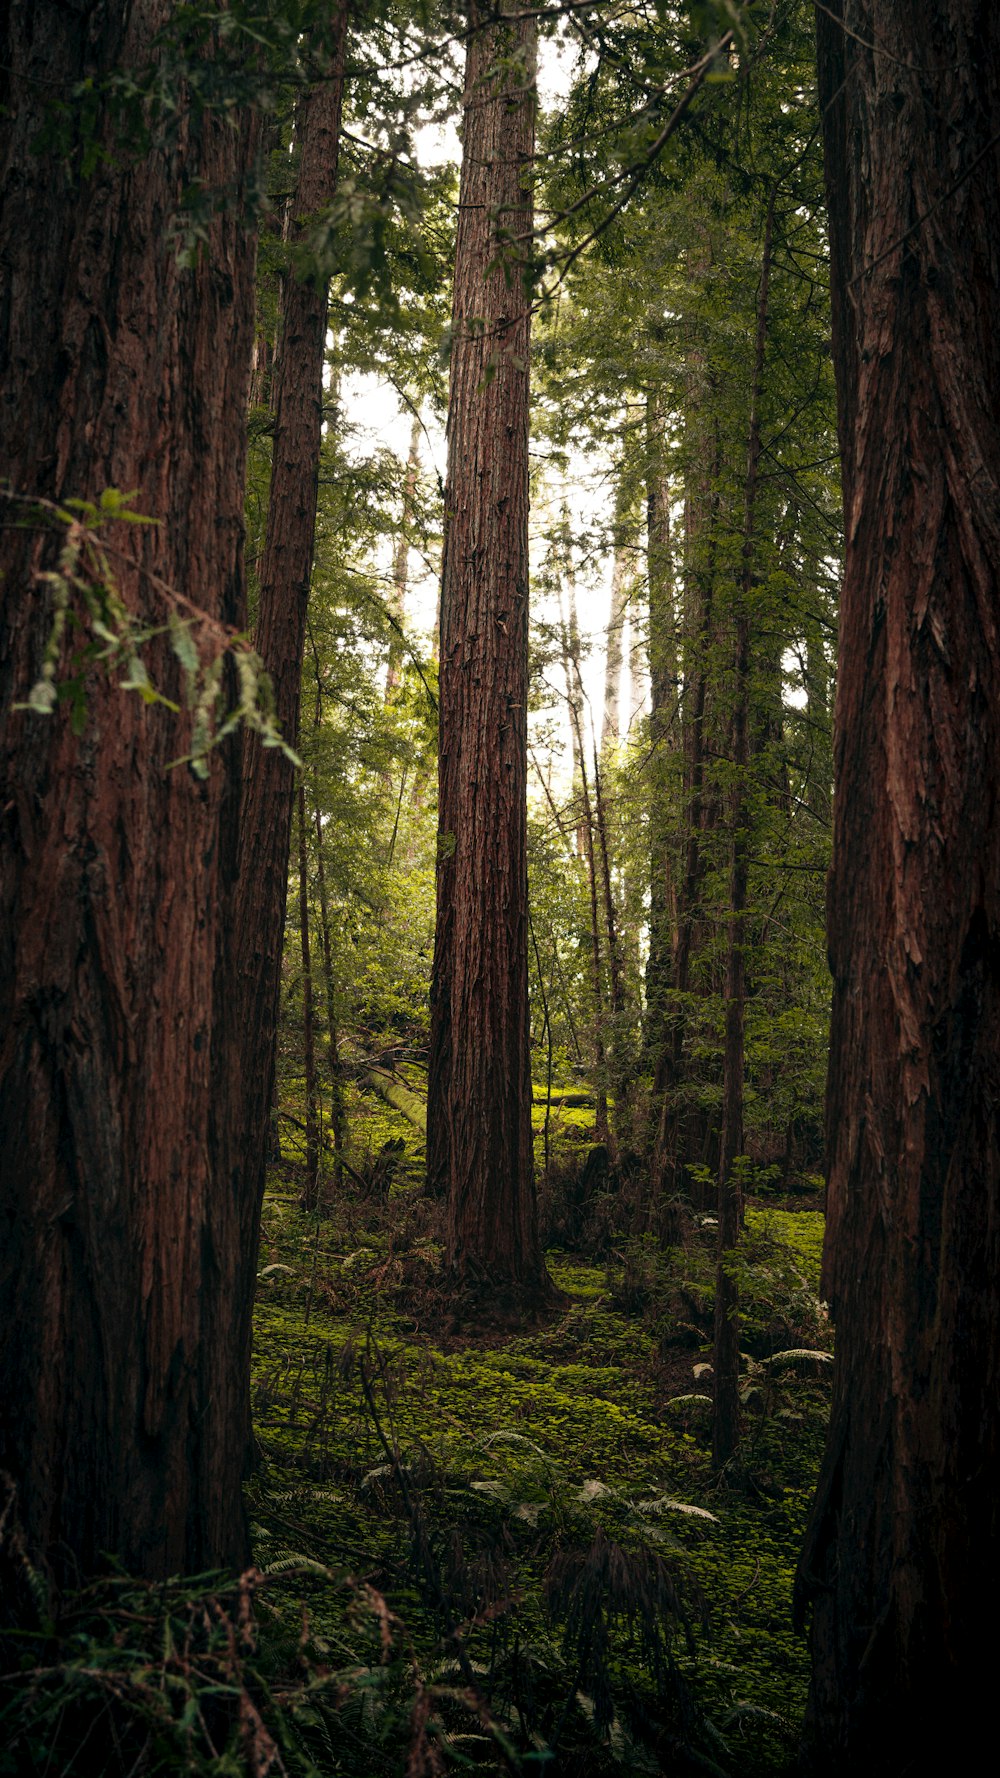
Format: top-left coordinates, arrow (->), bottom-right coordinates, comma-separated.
795,5 -> 1000,1768
427,3 -> 546,1293
231,2 -> 348,1241
0,2 -> 259,1577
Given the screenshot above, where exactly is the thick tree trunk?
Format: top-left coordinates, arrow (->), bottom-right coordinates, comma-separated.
427,4 -> 546,1294
230,2 -> 348,1246
0,3 -> 259,1577
796,6 -> 1000,1768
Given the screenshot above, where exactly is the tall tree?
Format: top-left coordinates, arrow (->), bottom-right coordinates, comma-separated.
231,1 -> 348,1246
427,2 -> 547,1296
796,4 -> 1000,1767
713,187 -> 776,1471
0,2 -> 260,1577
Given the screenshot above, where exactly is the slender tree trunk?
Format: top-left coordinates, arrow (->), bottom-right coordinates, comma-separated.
712,190 -> 775,1473
386,413 -> 421,699
297,783 -> 320,1210
643,390 -> 680,1072
426,3 -> 546,1295
0,2 -> 259,1578
529,916 -> 554,1190
592,741 -> 634,1141
314,805 -> 346,1185
230,2 -> 348,1243
601,511 -> 632,750
651,413 -> 721,1197
795,7 -> 1000,1768
559,562 -> 588,857
575,723 -> 612,1146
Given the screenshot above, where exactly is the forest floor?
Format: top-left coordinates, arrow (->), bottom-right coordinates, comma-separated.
0,1077 -> 829,1778
244,1078 -> 831,1778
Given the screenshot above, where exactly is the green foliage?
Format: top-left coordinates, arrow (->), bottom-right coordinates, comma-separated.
5,488 -> 296,775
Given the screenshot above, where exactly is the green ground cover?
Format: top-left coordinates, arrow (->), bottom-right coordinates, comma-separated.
241,1089 -> 831,1776
0,1087 -> 829,1777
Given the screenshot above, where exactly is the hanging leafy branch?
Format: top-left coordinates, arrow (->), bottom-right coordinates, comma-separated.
4,486 -> 299,778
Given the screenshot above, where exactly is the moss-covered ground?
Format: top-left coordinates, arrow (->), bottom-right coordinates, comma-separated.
244,1081 -> 831,1777
0,1080 -> 828,1777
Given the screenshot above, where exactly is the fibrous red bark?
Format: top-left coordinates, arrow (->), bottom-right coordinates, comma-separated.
0,1 -> 259,1577
796,4 -> 1000,1766
230,0 -> 348,1251
427,4 -> 546,1294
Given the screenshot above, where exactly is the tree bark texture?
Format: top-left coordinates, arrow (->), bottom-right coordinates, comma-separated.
230,1 -> 348,1262
796,5 -> 1000,1768
427,4 -> 545,1291
0,2 -> 259,1577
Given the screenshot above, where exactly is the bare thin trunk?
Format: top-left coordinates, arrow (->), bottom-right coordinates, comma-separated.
570,704 -> 611,1146
644,390 -> 680,1071
313,803 -> 346,1185
297,782 -> 320,1210
652,413 -> 721,1194
592,741 -> 634,1142
386,414 -> 421,699
601,525 -> 632,751
713,190 -> 775,1473
559,564 -> 588,857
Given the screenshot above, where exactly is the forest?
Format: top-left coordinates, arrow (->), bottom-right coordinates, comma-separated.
0,3 -> 998,1775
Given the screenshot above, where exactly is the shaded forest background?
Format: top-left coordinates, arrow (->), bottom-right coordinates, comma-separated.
1,3 -> 998,1776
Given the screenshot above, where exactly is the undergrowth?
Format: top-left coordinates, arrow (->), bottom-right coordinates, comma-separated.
0,1086 -> 829,1776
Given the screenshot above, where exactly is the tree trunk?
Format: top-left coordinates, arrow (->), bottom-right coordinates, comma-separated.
576,721 -> 612,1147
314,804 -> 347,1186
651,404 -> 721,1199
230,2 -> 348,1249
643,391 -> 680,1073
796,6 -> 1000,1768
601,512 -> 633,751
0,2 -> 259,1578
712,190 -> 775,1473
592,741 -> 633,1142
297,782 -> 320,1210
426,3 -> 546,1295
559,554 -> 588,858
386,413 -> 421,699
